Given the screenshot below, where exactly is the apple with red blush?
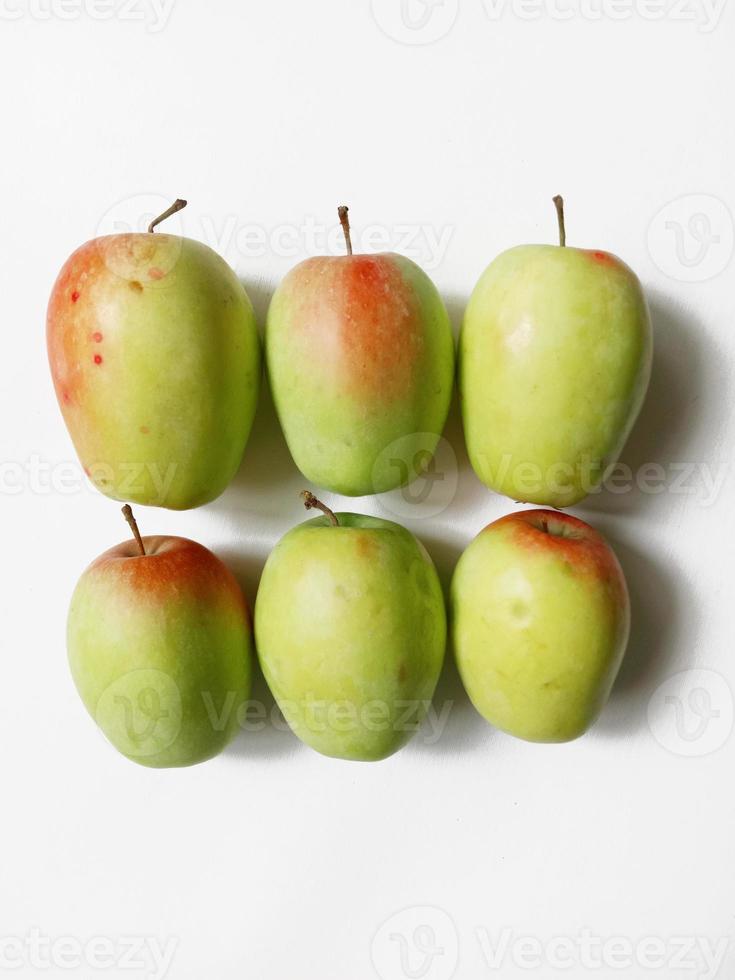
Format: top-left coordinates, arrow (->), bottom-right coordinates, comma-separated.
266,206 -> 455,496
452,509 -> 630,742
67,506 -> 253,767
47,199 -> 261,510
460,196 -> 652,507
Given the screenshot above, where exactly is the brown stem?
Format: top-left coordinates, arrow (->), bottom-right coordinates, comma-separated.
148,198 -> 187,233
337,205 -> 353,255
552,195 -> 566,247
122,504 -> 146,556
301,490 -> 339,526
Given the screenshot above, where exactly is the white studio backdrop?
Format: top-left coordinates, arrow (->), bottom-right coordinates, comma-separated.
1,2 -> 734,979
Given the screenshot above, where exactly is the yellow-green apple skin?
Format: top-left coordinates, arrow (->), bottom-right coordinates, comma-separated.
67,536 -> 253,768
47,233 -> 261,509
451,509 -> 629,743
460,245 -> 652,507
266,254 -> 455,496
254,513 -> 446,760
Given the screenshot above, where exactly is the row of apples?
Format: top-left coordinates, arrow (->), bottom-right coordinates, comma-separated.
48,197 -> 652,767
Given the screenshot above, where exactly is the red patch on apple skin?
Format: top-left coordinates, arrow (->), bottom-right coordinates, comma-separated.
588,249 -> 618,267
92,331 -> 103,343
140,425 -> 150,434
89,537 -> 250,619
93,354 -> 103,365
148,267 -> 164,280
47,235 -> 171,429
282,254 -> 423,399
486,509 -> 627,597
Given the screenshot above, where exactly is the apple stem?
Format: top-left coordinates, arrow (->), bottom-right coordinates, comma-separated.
148,198 -> 187,234
122,504 -> 146,556
337,205 -> 353,255
552,195 -> 566,247
301,490 -> 339,526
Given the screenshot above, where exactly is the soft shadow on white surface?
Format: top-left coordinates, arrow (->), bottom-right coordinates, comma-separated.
217,544 -> 303,761
582,292 -> 722,518
595,531 -> 683,738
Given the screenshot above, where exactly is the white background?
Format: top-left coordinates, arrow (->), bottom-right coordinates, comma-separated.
2,2 -> 734,978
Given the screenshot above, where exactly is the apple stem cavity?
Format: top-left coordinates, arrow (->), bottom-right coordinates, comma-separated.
552,195 -> 566,247
337,205 -> 353,256
148,198 -> 187,234
122,504 -> 147,556
301,490 -> 339,527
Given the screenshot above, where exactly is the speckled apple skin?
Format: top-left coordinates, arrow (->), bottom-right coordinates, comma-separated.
254,514 -> 446,761
460,245 -> 652,507
451,510 -> 630,743
266,253 -> 455,496
47,234 -> 261,509
67,536 -> 253,768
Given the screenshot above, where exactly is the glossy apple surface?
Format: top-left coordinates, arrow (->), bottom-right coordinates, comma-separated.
68,535 -> 253,767
48,232 -> 260,509
460,243 -> 652,507
254,509 -> 446,760
266,252 -> 454,495
451,509 -> 629,742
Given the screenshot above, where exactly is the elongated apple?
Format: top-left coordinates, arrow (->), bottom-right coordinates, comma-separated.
47,199 -> 261,509
67,506 -> 253,767
460,197 -> 652,507
266,207 -> 455,496
452,509 -> 630,742
254,492 -> 447,760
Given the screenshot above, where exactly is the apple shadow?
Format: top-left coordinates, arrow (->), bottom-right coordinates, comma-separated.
592,526 -> 686,739
410,528 -> 493,756
217,545 -> 301,760
580,292 -> 724,519
438,292 -> 500,522
208,275 -> 304,527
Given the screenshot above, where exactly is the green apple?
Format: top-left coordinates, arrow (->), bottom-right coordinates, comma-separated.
452,508 -> 629,743
460,197 -> 652,507
266,206 -> 455,496
67,507 -> 253,768
47,199 -> 261,510
254,493 -> 447,760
